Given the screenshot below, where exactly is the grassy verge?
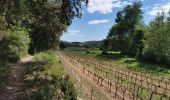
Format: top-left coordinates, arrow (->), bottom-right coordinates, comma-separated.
22,51 -> 77,100
98,51 -> 170,76
0,60 -> 11,88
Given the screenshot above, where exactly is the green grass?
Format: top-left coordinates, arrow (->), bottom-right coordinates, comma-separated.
99,52 -> 170,76
22,51 -> 77,100
63,48 -> 170,76
32,51 -> 65,76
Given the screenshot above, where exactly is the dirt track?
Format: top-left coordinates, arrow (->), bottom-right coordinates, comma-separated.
0,56 -> 33,100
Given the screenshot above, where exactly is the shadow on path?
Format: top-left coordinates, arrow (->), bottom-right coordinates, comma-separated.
0,56 -> 33,100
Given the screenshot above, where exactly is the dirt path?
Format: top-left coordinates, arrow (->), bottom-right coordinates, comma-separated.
0,56 -> 33,100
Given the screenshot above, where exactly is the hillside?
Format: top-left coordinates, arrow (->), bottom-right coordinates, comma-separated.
60,40 -> 102,48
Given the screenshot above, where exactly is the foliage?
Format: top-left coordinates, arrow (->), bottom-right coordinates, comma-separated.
104,9 -> 170,66
0,0 -> 26,27
59,41 -> 102,49
81,41 -> 101,48
105,1 -> 143,55
0,26 -> 30,62
23,52 -> 77,100
33,52 -> 58,66
99,39 -> 110,51
144,12 -> 170,65
59,42 -> 67,50
0,0 -> 88,54
25,0 -> 65,53
24,0 -> 88,54
65,49 -> 170,76
134,30 -> 144,58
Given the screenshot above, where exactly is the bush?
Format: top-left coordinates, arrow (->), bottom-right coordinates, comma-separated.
0,26 -> 30,62
86,50 -> 90,54
144,48 -> 170,65
33,51 -> 57,66
59,42 -> 67,50
143,13 -> 170,66
101,50 -> 108,55
23,52 -> 77,100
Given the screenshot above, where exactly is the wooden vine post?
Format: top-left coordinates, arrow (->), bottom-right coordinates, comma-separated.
91,87 -> 94,100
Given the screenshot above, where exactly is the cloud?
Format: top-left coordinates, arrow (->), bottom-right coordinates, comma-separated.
66,30 -> 84,37
147,3 -> 170,16
67,30 -> 80,33
87,0 -> 132,14
88,19 -> 110,25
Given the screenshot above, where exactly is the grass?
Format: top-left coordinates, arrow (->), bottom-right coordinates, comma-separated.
98,52 -> 170,76
63,48 -> 170,77
22,51 -> 77,100
33,52 -> 65,76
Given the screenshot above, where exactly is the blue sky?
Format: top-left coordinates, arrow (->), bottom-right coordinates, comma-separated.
61,0 -> 170,42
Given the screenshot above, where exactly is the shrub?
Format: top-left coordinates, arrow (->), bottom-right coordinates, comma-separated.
143,13 -> 170,66
33,51 -> 57,66
0,26 -> 30,62
59,42 -> 67,50
101,50 -> 108,55
23,52 -> 77,100
86,50 -> 90,54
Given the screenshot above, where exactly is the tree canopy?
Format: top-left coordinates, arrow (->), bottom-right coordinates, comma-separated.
0,0 -> 88,54
104,2 -> 170,65
106,1 -> 143,55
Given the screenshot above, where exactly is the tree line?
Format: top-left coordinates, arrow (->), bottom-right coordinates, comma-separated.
101,1 -> 170,65
0,0 -> 88,61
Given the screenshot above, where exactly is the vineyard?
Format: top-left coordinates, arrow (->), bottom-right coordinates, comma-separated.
58,51 -> 170,100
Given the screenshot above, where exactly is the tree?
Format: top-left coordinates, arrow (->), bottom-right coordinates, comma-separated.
123,1 -> 143,55
134,30 -> 144,58
24,0 -> 88,54
100,39 -> 110,54
59,42 -> 67,50
0,0 -> 88,54
167,11 -> 170,21
144,12 -> 170,64
106,1 -> 143,55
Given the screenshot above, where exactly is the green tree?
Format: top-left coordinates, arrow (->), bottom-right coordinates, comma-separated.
106,1 -> 143,55
144,12 -> 170,64
59,42 -> 67,50
0,0 -> 88,54
24,0 -> 88,54
0,26 -> 30,62
134,30 -> 144,58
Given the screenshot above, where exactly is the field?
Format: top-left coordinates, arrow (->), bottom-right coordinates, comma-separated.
58,48 -> 170,100
64,48 -> 170,77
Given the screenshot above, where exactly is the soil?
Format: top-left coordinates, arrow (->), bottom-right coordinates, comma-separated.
0,56 -> 33,100
58,53 -> 126,100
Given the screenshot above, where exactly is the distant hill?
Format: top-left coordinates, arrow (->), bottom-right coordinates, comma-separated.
60,40 -> 102,48
80,41 -> 102,48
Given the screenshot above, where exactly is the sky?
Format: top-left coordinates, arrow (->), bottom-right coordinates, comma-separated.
61,0 -> 170,42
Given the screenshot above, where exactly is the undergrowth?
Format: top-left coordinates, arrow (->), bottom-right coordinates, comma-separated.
22,51 -> 77,100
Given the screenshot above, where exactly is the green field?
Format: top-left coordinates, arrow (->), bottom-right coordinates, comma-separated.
63,48 -> 170,77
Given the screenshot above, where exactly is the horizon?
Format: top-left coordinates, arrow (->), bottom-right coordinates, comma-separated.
61,0 -> 170,42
